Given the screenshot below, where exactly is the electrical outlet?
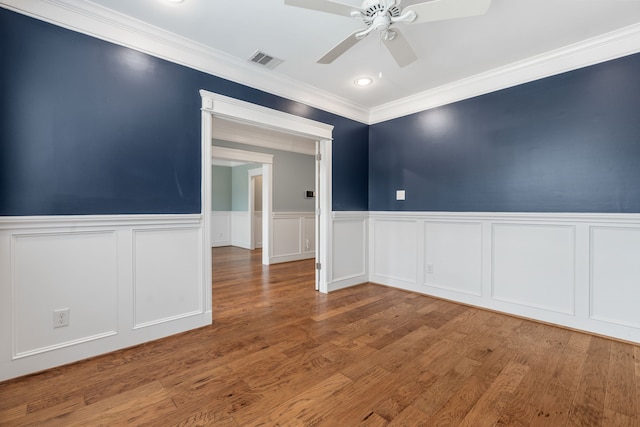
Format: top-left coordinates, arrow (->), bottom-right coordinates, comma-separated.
53,308 -> 69,328
426,264 -> 434,274
305,239 -> 310,250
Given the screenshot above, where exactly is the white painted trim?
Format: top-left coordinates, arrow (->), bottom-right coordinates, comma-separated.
272,212 -> 315,218
261,164 -> 273,265
201,107 -> 213,317
315,141 -> 321,291
13,331 -> 117,359
132,310 -> 205,330
328,212 -> 368,292
270,253 -> 315,264
318,139 -> 332,294
2,0 -> 639,124
368,211 -> 640,223
248,168 -> 263,251
0,214 -> 202,229
204,92 -> 334,140
369,23 -> 640,124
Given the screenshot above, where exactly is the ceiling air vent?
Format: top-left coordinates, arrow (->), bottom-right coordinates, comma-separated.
248,51 -> 283,70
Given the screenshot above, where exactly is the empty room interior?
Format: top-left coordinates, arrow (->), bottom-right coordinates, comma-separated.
2,0 -> 640,425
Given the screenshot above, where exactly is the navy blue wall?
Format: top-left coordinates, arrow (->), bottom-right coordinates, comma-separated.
0,8 -> 368,215
369,53 -> 640,212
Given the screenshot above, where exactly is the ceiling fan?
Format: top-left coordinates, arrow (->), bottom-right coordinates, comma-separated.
284,0 -> 492,67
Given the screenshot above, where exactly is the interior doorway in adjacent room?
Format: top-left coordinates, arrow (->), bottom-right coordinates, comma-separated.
249,169 -> 263,250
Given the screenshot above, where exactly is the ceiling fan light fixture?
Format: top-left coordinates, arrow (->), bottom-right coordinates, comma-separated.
354,77 -> 374,87
285,0 -> 492,68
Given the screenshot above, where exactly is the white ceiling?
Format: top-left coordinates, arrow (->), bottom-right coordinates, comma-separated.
211,158 -> 249,167
86,0 -> 640,107
4,0 -> 640,123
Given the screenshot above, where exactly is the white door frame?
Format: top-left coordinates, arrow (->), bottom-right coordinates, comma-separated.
200,90 -> 334,293
248,167 -> 263,250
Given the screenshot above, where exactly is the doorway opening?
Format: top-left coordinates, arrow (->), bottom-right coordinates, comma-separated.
249,168 -> 263,250
200,91 -> 333,293
210,146 -> 273,265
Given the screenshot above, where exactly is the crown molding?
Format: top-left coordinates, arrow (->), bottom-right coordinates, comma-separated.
2,1 -> 640,126
0,0 -> 370,124
369,23 -> 640,124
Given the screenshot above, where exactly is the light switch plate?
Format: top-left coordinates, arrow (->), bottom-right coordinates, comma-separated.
396,190 -> 405,201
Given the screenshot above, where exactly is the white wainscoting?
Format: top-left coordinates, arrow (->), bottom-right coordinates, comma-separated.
329,212 -> 368,291
0,215 -> 211,381
210,211 -> 231,247
590,227 -> 640,329
211,210 -> 261,249
12,231 -> 118,358
425,221 -> 482,297
369,212 -> 640,344
231,211 -> 251,249
254,211 -> 262,248
270,212 -> 315,264
133,228 -> 203,328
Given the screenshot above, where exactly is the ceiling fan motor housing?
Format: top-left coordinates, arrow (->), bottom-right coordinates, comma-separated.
362,0 -> 402,25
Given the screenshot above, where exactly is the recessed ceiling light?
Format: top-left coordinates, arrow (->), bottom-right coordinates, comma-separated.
164,0 -> 184,3
354,77 -> 373,87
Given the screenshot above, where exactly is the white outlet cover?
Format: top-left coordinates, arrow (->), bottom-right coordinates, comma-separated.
396,190 -> 406,201
53,308 -> 70,328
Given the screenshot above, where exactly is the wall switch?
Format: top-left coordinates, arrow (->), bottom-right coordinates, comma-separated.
426,264 -> 434,274
53,308 -> 70,328
396,190 -> 406,201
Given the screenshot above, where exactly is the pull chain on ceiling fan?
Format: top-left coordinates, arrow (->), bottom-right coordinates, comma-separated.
284,0 -> 492,67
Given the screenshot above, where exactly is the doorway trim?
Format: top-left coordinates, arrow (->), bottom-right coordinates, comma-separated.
248,168 -> 263,251
200,90 -> 334,293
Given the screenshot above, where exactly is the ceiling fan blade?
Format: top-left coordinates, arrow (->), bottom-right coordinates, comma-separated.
284,0 -> 360,18
382,29 -> 417,67
405,0 -> 491,24
317,31 -> 362,64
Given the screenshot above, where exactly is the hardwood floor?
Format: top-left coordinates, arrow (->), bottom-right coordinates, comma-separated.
1,246 -> 640,426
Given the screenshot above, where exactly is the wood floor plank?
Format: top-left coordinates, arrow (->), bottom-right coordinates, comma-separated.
315,365 -> 395,426
0,405 -> 26,424
605,341 -> 637,418
410,355 -> 480,417
2,246 -> 640,426
567,336 -> 611,427
550,332 -> 592,393
48,381 -> 174,427
242,372 -> 353,426
603,408 -> 638,427
387,405 -> 431,426
458,361 -> 529,427
527,382 -> 573,427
